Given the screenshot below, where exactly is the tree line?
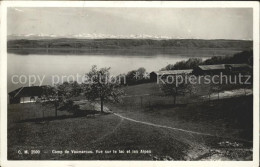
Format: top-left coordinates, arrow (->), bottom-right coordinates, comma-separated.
161,50 -> 253,71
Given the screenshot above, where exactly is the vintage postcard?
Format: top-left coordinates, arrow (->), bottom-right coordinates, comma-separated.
0,1 -> 259,167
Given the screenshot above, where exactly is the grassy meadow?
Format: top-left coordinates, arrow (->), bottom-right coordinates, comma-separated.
8,82 -> 253,160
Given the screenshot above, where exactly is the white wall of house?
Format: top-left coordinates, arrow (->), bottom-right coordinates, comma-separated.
20,96 -> 39,103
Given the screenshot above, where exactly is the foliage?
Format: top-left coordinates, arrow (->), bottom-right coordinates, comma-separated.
161,50 -> 253,71
125,67 -> 150,85
83,65 -> 124,113
40,81 -> 82,116
203,50 -> 253,65
159,74 -> 193,105
161,58 -> 203,70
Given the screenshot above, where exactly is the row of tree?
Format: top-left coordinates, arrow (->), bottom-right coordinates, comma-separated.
161,50 -> 253,71
41,65 -> 124,116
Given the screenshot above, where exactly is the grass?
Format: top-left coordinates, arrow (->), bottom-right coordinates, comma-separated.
8,104 -> 189,160
119,81 -> 252,113
110,95 -> 253,141
8,82 -> 253,160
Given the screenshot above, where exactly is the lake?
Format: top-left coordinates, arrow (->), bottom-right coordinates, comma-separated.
7,48 -> 242,92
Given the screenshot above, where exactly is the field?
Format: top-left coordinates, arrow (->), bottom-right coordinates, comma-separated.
8,82 -> 253,160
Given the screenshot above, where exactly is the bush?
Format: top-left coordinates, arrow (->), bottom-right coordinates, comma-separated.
64,100 -> 79,114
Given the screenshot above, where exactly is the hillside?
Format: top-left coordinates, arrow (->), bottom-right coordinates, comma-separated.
7,38 -> 253,50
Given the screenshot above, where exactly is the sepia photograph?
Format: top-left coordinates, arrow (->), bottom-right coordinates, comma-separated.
0,1 -> 259,166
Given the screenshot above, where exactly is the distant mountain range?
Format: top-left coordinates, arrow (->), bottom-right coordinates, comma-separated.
8,34 -> 253,41
8,34 -> 188,40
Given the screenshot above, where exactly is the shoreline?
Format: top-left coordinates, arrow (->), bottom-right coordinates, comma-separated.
7,47 -> 244,56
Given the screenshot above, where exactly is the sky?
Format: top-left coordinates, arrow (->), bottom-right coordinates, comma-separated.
8,7 -> 253,40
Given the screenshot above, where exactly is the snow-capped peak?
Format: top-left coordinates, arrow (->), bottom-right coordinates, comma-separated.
8,33 -> 179,40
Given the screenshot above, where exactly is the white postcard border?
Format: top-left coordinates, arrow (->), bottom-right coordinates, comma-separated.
0,1 -> 259,167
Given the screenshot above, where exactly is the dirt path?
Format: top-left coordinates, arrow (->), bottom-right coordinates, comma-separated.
112,111 -> 252,142
111,112 -> 252,160
201,88 -> 252,100
103,89 -> 253,160
91,117 -> 124,144
112,112 -> 214,136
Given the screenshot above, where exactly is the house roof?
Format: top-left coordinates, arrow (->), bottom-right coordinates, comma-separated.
8,86 -> 45,98
197,64 -> 252,71
151,69 -> 193,76
197,64 -> 226,71
227,64 -> 252,69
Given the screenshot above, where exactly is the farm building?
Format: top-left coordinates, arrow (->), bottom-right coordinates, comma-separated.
193,64 -> 252,75
150,69 -> 193,82
8,86 -> 45,104
193,64 -> 226,75
226,64 -> 253,74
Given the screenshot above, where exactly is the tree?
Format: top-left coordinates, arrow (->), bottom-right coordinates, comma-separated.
210,84 -> 222,101
136,67 -> 146,78
161,64 -> 175,71
126,70 -> 138,85
125,67 -> 148,85
173,60 -> 188,70
39,85 -> 58,117
185,58 -> 203,69
83,65 -> 124,113
160,74 -> 190,105
40,81 -> 82,117
203,50 -> 253,65
186,79 -> 197,97
161,58 -> 203,71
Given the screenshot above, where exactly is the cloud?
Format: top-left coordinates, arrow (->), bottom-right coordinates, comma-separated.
7,8 -> 253,40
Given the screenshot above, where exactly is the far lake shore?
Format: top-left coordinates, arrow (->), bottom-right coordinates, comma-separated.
8,47 -> 244,56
